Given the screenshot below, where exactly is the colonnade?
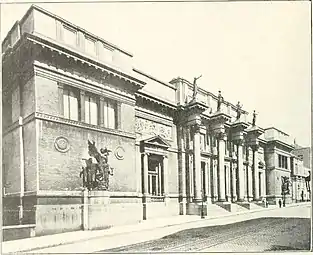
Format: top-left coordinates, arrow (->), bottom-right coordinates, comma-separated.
179,123 -> 266,205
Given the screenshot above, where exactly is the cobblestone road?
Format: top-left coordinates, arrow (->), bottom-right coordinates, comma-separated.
102,206 -> 311,252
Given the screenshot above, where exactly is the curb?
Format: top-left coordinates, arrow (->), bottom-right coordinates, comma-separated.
3,202 -> 310,253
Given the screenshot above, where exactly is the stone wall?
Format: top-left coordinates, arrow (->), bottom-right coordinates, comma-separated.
38,120 -> 137,192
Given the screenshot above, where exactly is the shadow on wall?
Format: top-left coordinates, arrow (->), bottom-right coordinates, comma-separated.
103,217 -> 311,253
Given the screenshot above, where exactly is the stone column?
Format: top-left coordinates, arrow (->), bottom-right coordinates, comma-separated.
193,124 -> 202,202
247,164 -> 253,201
142,152 -> 149,220
225,166 -> 231,202
142,153 -> 149,198
206,159 -> 211,203
179,126 -> 187,214
261,170 -> 266,197
212,159 -> 218,201
252,146 -> 260,201
163,155 -> 169,203
231,163 -> 237,202
236,140 -> 245,201
217,132 -> 226,202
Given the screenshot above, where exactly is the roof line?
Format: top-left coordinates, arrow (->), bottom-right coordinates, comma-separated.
133,68 -> 176,90
3,4 -> 133,57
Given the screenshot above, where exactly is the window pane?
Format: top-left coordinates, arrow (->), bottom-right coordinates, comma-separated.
63,26 -> 77,47
69,91 -> 78,121
90,97 -> 98,125
85,97 -> 90,124
108,101 -> 115,129
63,91 -> 69,119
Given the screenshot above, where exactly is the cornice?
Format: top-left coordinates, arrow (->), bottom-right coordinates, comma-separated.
26,33 -> 145,87
34,61 -> 136,106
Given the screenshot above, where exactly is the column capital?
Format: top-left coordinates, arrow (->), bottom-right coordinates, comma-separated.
80,90 -> 85,95
216,132 -> 227,141
191,123 -> 201,134
142,152 -> 150,156
250,144 -> 259,152
162,154 -> 168,159
233,139 -> 244,146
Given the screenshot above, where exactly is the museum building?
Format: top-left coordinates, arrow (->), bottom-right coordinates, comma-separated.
2,5 -> 310,236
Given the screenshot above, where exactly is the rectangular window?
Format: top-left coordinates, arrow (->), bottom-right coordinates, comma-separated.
85,94 -> 98,125
63,87 -> 79,121
148,157 -> 163,196
85,36 -> 96,56
63,25 -> 77,47
278,154 -> 288,169
103,99 -> 117,129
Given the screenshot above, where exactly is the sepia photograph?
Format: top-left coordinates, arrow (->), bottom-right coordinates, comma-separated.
1,0 -> 311,253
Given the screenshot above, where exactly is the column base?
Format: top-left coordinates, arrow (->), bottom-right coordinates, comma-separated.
179,197 -> 187,215
186,202 -> 207,216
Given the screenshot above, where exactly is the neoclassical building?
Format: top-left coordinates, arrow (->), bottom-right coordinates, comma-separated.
2,5 -> 310,236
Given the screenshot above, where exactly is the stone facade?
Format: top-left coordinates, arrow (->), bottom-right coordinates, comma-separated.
2,5 -> 311,236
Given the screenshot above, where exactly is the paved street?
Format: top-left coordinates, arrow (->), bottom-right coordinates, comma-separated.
16,203 -> 310,253
104,217 -> 310,252
101,204 -> 311,253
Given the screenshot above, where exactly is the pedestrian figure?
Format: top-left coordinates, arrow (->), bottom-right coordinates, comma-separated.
278,199 -> 282,208
283,199 -> 286,207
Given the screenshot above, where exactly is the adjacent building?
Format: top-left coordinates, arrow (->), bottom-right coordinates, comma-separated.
2,5 -> 311,236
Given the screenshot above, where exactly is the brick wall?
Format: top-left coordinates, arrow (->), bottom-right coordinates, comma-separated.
38,120 -> 137,192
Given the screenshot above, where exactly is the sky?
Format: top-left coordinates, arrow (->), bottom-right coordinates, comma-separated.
1,1 -> 311,147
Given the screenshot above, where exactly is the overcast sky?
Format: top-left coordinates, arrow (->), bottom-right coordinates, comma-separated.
1,1 -> 311,147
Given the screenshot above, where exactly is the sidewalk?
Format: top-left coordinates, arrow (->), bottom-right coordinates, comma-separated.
2,202 -> 310,254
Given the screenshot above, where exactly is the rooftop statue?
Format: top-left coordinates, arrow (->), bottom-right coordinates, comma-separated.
217,90 -> 224,112
252,110 -> 257,126
191,75 -> 202,102
80,140 -> 114,191
236,101 -> 243,120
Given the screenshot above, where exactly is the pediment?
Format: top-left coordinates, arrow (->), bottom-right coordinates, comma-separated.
141,135 -> 171,148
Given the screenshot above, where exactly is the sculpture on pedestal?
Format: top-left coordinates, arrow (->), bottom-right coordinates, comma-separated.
252,110 -> 257,126
305,172 -> 311,193
80,140 -> 114,191
236,101 -> 243,120
281,176 -> 291,205
191,75 -> 202,102
217,90 -> 224,112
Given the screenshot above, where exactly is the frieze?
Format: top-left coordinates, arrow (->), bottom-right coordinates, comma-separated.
35,112 -> 136,139
135,118 -> 172,140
